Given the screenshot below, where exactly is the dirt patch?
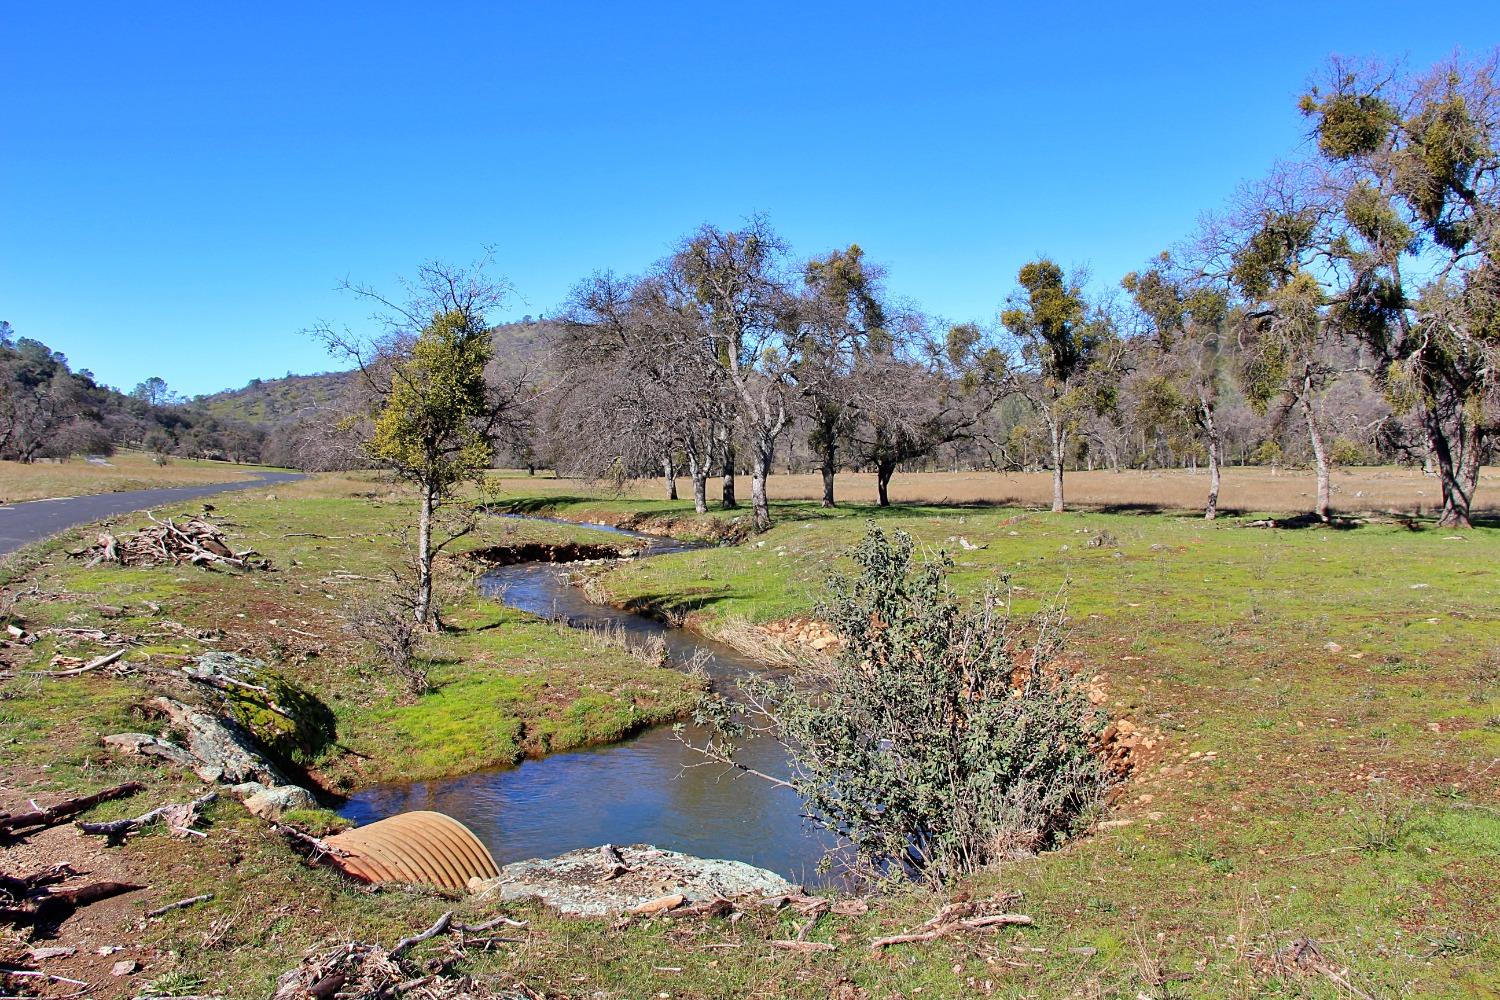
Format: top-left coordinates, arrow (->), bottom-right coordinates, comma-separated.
461,541 -> 627,566
0,786 -> 157,998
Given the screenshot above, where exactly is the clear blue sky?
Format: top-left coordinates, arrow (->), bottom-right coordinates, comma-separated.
3,4 -> 1494,397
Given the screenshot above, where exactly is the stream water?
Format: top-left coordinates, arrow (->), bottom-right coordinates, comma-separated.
338,518 -> 835,884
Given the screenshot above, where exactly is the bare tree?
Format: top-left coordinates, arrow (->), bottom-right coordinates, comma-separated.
1124,255 -> 1234,518
1296,54 -> 1500,526
670,218 -> 798,532
1001,261 -> 1124,512
851,322 -> 1009,507
794,244 -> 892,507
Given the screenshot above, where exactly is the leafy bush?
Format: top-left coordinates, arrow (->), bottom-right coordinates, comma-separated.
1329,437 -> 1372,467
693,525 -> 1112,882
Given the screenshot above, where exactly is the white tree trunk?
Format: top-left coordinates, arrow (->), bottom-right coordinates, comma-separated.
1202,396 -> 1221,521
662,455 -> 678,500
1301,388 -> 1330,521
750,441 -> 773,533
416,481 -> 435,628
687,452 -> 708,514
1049,420 -> 1066,514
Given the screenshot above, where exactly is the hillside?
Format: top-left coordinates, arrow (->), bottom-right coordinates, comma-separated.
190,319 -> 560,429
191,371 -> 349,427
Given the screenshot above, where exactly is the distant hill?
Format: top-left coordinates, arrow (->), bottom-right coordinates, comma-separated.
192,371 -> 350,428
191,319 -> 562,430
190,320 -> 558,431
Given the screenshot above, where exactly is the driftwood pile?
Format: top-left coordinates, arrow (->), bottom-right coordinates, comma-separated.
73,513 -> 270,570
272,912 -> 541,1000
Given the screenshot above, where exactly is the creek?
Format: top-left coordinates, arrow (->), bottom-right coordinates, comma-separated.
338,517 -> 835,884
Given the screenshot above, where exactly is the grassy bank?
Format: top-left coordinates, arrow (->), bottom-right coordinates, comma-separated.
495,487 -> 1500,997
2,474 -> 1497,997
0,450 -> 290,503
0,473 -> 699,791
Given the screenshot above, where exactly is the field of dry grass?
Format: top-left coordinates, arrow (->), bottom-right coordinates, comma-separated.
0,451 -> 285,503
495,464 -> 1500,518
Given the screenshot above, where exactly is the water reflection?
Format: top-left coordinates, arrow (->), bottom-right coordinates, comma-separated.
340,521 -> 836,884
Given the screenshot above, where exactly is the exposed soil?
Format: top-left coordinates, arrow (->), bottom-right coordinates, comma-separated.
461,541 -> 627,566
1,783 -> 159,997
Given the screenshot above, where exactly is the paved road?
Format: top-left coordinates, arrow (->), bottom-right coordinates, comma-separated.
0,471 -> 306,555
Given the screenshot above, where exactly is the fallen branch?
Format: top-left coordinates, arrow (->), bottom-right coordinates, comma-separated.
389,911 -> 452,960
0,781 -> 145,837
1,880 -> 145,926
455,915 -> 528,932
769,939 -> 835,954
146,893 -> 214,918
870,900 -> 1033,952
77,790 -> 217,845
20,649 -> 126,678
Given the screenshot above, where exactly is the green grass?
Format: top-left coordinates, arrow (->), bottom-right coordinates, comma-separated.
2,478 -> 1497,998
483,490 -> 1500,998
0,474 -> 700,794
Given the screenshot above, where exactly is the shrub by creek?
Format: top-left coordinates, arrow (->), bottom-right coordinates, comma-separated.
690,525 -> 1113,882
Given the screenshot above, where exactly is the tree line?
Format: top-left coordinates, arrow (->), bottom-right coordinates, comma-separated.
0,322 -> 270,465
530,54 -> 1498,528
7,54 -> 1494,532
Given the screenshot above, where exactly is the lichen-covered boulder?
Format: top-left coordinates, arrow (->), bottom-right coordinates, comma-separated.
472,844 -> 795,917
241,784 -> 319,818
187,652 -> 336,767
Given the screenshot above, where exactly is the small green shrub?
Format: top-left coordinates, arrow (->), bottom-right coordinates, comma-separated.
692,525 -> 1112,882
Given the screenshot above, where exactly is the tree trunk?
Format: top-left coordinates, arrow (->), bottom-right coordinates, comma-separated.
687,453 -> 708,514
876,459 -> 896,507
662,455 -> 678,500
415,481 -> 436,628
1049,422 -> 1066,513
1202,397 -> 1221,521
820,435 -> 836,508
750,442 -> 773,533
721,442 -> 737,508
1423,404 -> 1476,528
1301,388 -> 1330,522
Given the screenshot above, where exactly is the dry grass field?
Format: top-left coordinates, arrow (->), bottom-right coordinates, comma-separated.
495,465 -> 1500,518
0,450 -> 285,503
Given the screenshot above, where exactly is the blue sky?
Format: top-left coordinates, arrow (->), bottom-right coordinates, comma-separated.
3,4 -> 1495,397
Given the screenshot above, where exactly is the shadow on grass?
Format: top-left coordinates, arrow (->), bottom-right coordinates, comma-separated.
617,589 -> 733,624
493,496 -> 582,515
495,490 -> 1500,533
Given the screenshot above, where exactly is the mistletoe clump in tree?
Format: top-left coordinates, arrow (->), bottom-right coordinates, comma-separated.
1298,55 -> 1500,526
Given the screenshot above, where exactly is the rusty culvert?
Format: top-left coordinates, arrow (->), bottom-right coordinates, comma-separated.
323,811 -> 499,890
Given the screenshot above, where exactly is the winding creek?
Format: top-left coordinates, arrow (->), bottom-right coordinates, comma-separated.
339,517 -> 836,884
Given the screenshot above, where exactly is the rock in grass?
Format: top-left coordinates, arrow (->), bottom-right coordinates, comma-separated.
242,784 -> 318,818
473,844 -> 795,917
